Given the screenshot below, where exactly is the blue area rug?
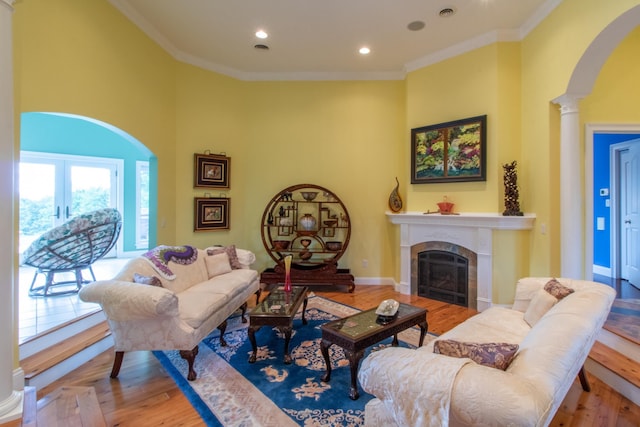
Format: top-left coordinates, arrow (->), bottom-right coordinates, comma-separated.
153,295 -> 432,426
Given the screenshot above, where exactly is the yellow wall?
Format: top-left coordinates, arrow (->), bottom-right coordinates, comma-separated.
13,0 -> 178,245
12,0 -> 640,303
175,67 -> 406,275
581,26 -> 640,123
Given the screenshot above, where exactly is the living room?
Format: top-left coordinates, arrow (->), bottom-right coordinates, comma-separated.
1,0 -> 640,425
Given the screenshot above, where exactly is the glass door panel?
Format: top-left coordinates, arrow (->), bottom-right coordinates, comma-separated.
19,162 -> 59,253
69,165 -> 113,219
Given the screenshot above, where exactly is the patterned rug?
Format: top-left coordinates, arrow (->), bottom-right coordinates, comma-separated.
153,295 -> 433,426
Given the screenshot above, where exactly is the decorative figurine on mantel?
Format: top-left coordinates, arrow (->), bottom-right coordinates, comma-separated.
388,177 -> 403,213
503,160 -> 523,216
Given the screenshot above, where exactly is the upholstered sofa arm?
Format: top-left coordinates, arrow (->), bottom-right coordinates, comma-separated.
79,280 -> 179,321
359,347 -> 544,427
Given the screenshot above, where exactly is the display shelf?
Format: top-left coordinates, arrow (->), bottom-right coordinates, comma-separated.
260,183 -> 354,292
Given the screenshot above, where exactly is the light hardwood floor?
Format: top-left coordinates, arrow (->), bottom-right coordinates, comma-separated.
34,285 -> 640,426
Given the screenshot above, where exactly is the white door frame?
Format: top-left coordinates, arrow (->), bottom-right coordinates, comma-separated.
586,124 -> 640,280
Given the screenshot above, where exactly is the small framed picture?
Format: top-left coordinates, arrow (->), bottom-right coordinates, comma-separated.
194,197 -> 230,231
194,153 -> 230,188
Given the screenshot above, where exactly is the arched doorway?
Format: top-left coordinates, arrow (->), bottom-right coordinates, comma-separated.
18,112 -> 158,343
553,5 -> 640,280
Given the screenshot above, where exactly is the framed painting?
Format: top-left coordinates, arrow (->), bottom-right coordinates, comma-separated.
411,115 -> 487,183
194,197 -> 230,231
194,153 -> 230,188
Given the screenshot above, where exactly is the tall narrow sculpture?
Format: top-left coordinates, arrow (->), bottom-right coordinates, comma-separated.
503,161 -> 523,216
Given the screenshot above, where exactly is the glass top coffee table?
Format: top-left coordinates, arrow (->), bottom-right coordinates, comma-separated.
248,285 -> 309,364
320,302 -> 428,399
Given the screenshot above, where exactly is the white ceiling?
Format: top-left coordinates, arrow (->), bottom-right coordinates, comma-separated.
108,0 -> 561,81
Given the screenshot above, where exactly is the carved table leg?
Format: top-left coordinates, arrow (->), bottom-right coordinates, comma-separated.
320,339 -> 332,382
348,282 -> 355,293
418,320 -> 428,347
217,320 -> 228,347
248,326 -> 260,363
179,346 -> 200,381
302,296 -> 308,325
392,334 -> 399,346
281,326 -> 293,364
345,349 -> 365,400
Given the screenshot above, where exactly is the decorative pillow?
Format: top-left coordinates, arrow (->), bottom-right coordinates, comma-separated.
205,252 -> 232,278
132,273 -> 163,287
544,278 -> 574,300
207,245 -> 242,269
433,340 -> 519,371
523,288 -> 557,327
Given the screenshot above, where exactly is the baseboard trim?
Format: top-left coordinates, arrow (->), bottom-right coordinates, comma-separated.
592,265 -> 611,277
353,277 -> 396,286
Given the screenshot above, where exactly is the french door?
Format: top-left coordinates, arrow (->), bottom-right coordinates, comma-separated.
19,152 -> 122,256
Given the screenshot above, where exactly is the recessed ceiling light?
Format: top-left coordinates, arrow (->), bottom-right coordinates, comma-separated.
254,44 -> 269,50
359,47 -> 371,55
255,30 -> 268,39
407,20 -> 426,31
439,7 -> 456,17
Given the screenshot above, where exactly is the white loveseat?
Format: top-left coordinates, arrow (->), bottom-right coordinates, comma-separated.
358,277 -> 616,427
79,245 -> 260,381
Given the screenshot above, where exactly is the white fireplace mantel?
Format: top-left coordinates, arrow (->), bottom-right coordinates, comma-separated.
387,212 -> 536,311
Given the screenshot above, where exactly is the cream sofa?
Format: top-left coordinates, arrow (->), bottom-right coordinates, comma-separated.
79,245 -> 260,381
358,277 -> 616,427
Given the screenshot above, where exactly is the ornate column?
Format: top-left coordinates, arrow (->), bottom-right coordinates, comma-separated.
0,0 -> 23,424
553,94 -> 585,279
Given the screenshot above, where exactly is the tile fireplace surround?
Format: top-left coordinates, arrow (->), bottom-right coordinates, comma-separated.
387,212 -> 536,311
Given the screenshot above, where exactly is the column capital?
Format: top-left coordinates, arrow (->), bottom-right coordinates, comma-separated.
552,93 -> 585,115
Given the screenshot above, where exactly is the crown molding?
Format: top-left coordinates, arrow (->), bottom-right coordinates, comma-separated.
109,0 -> 560,82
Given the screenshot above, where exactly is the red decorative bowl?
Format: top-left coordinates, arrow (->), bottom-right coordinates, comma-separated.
437,202 -> 454,213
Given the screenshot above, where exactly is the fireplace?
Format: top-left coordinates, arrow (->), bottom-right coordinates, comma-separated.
419,250 -> 468,306
387,212 -> 535,311
413,241 -> 477,309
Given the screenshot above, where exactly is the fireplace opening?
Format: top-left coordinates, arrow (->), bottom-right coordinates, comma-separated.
418,250 -> 468,307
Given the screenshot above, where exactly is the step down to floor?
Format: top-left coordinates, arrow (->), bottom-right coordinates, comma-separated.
587,339 -> 640,407
21,321 -> 112,388
589,341 -> 640,389
35,386 -> 106,427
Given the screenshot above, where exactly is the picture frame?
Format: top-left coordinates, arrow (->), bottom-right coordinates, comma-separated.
194,153 -> 230,188
411,115 -> 487,183
194,197 -> 230,231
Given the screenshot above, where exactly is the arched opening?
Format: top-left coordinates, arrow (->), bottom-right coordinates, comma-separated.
554,5 -> 640,280
18,112 -> 158,343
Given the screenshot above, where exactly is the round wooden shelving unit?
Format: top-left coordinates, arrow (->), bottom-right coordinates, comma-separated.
259,183 -> 354,292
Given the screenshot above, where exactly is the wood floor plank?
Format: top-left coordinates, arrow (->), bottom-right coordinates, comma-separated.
22,285 -> 640,427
